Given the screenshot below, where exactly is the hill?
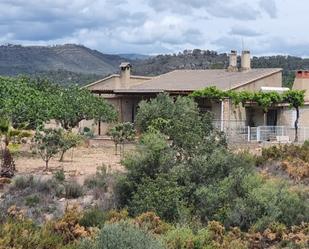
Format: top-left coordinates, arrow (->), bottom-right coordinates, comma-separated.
0,44 -> 126,85
1,45 -> 309,87
132,49 -> 309,88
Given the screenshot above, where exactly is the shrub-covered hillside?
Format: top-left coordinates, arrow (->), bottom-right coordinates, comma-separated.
0,93 -> 308,249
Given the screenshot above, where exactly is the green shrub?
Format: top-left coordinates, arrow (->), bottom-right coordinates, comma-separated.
64,181 -> 84,199
83,127 -> 90,133
84,165 -> 108,189
163,227 -> 198,249
12,175 -> 34,189
77,239 -> 96,249
25,195 -> 40,207
7,143 -> 21,154
80,208 -> 106,228
117,131 -> 175,208
54,169 -> 66,182
35,178 -> 56,192
19,130 -> 32,138
55,184 -> 66,197
82,127 -> 94,138
94,222 -> 165,249
129,174 -> 184,222
195,173 -> 309,230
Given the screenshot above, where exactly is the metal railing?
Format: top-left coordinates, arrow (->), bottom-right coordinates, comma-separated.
212,121 -> 309,143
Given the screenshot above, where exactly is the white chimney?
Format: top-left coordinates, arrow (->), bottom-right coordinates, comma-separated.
227,50 -> 238,72
119,62 -> 131,88
241,50 -> 251,71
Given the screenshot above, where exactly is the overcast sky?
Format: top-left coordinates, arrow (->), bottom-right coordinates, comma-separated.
0,0 -> 308,56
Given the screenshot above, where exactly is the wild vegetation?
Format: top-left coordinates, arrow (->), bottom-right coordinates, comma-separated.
0,89 -> 308,248
257,142 -> 309,182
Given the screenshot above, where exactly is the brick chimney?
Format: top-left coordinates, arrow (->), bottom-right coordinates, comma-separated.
119,62 -> 131,88
241,50 -> 251,71
227,50 -> 238,72
293,70 -> 309,101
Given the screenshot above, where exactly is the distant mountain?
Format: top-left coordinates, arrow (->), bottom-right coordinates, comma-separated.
0,44 -> 127,85
1,45 -> 309,87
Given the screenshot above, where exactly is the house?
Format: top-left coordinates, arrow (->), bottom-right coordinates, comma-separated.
279,70 -> 309,128
83,50 -> 286,137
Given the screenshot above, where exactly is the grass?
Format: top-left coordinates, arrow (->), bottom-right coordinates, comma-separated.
64,181 -> 84,199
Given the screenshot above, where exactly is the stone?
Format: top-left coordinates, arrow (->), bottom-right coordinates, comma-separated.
82,195 -> 94,205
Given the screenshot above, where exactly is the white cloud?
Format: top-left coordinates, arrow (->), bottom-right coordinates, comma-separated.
259,0 -> 277,18
229,25 -> 262,37
0,0 -> 309,56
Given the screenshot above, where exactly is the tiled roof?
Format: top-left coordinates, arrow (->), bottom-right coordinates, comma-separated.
85,68 -> 282,93
124,68 -> 282,92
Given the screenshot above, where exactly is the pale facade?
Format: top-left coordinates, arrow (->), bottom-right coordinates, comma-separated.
83,51 -> 293,136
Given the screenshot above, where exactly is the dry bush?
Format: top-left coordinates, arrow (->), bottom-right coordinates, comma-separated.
282,159 -> 309,180
106,209 -> 129,223
133,212 -> 171,235
52,206 -> 91,243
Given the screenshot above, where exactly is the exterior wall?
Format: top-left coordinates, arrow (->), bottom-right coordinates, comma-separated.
235,72 -> 282,91
221,102 -> 265,128
277,107 -> 294,127
278,104 -> 309,128
299,105 -> 309,127
211,101 -> 222,120
292,71 -> 309,101
120,97 -> 140,122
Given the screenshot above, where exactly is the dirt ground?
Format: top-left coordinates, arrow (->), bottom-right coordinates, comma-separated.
13,142 -> 131,183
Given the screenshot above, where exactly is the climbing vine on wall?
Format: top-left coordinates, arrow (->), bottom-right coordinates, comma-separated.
191,86 -> 305,141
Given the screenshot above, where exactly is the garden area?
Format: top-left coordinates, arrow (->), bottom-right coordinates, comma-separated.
0,77 -> 308,249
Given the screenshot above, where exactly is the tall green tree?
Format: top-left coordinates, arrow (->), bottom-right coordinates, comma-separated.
0,77 -> 54,129
283,90 -> 305,142
52,85 -> 117,130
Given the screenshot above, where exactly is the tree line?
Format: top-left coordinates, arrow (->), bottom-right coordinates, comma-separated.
0,76 -> 117,174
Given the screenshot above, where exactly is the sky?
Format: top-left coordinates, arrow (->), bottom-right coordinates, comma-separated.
0,0 -> 308,56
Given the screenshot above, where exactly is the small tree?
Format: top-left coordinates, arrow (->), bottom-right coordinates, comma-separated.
0,118 -> 15,178
109,123 -> 136,155
34,128 -> 62,170
59,131 -> 83,162
283,90 -> 305,142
